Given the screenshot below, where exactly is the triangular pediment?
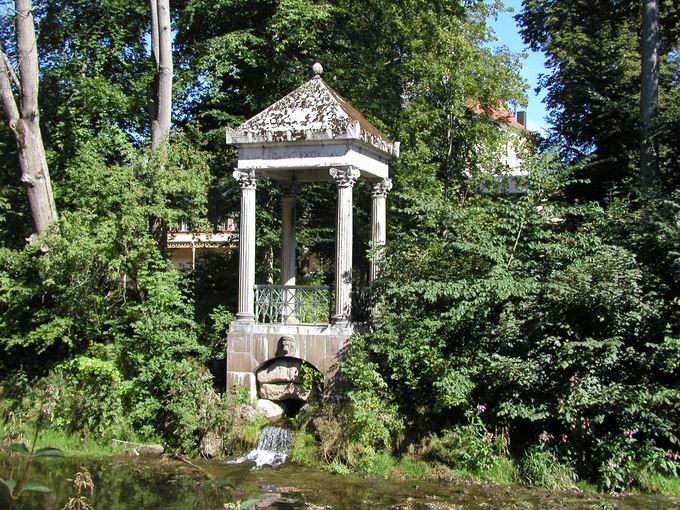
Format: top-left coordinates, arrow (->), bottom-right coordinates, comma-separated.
226,76 -> 398,157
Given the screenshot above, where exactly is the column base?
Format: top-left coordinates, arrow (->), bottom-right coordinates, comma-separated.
235,312 -> 255,322
331,314 -> 349,325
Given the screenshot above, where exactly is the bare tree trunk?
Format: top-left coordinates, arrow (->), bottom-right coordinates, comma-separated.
0,0 -> 57,235
149,0 -> 173,254
150,0 -> 172,149
640,0 -> 660,189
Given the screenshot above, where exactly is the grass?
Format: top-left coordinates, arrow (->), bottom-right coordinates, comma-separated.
355,449 -> 398,479
482,456 -> 520,484
33,429 -> 119,457
519,445 -> 577,491
290,432 -> 321,466
397,456 -> 428,481
636,471 -> 680,496
1,420 -> 153,458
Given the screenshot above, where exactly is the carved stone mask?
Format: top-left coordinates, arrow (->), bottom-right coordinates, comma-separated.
276,335 -> 296,357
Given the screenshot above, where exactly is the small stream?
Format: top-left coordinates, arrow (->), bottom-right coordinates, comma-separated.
1,453 -> 678,509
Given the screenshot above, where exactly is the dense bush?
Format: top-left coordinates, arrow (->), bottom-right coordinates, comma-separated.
353,153 -> 680,489
0,129 -> 223,451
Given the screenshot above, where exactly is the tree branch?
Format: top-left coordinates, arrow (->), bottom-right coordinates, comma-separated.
1,52 -> 21,91
0,50 -> 20,131
150,0 -> 160,68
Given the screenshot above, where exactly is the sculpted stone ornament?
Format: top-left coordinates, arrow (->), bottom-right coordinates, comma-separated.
370,178 -> 393,198
330,167 -> 360,188
275,335 -> 297,357
233,169 -> 258,189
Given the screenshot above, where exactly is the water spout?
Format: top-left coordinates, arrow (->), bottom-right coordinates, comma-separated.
229,426 -> 295,468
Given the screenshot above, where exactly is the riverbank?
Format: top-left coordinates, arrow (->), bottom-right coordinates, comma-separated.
3,422 -> 679,503
1,453 -> 679,510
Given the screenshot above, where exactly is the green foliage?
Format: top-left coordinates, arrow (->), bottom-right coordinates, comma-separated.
419,411 -> 510,477
324,460 -> 351,476
290,432 -> 321,467
517,0 -> 680,191
0,127 -> 216,451
355,449 -> 398,479
520,444 -> 577,490
300,362 -> 323,395
48,356 -> 128,439
342,336 -> 404,451
360,152 -> 680,489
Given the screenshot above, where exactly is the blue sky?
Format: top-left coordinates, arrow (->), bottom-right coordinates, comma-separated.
487,0 -> 550,134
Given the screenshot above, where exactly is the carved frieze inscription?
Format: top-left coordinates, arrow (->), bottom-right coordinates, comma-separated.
239,144 -> 349,163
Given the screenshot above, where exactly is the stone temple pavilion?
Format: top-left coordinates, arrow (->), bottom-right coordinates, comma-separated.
225,64 -> 399,405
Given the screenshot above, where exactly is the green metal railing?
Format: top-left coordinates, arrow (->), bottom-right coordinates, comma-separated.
254,285 -> 333,324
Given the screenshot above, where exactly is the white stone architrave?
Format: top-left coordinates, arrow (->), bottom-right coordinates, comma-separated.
369,178 -> 392,282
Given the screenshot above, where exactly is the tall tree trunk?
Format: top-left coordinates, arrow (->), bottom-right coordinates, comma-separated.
640,0 -> 660,189
150,0 -> 172,149
0,0 -> 57,235
149,0 -> 173,253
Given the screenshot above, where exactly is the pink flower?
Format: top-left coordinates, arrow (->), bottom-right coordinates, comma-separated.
477,404 -> 487,413
539,431 -> 554,444
483,432 -> 495,441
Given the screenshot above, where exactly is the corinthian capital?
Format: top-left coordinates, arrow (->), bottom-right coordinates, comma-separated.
233,169 -> 257,189
329,167 -> 360,188
370,178 -> 393,198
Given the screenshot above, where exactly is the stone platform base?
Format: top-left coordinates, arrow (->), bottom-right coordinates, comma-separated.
226,321 -> 353,402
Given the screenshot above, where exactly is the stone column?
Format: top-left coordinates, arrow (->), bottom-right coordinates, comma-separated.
233,169 -> 257,321
369,178 -> 393,282
330,167 -> 360,323
281,182 -> 297,322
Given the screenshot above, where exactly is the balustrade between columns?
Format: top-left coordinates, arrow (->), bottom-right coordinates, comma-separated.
232,167 -> 392,325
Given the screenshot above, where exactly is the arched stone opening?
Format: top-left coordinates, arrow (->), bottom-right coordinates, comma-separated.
255,354 -> 322,417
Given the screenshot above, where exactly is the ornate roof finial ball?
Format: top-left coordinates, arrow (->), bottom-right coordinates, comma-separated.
312,62 -> 323,75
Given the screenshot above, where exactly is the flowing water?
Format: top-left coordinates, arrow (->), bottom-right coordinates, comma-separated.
1,453 -> 678,509
230,426 -> 295,468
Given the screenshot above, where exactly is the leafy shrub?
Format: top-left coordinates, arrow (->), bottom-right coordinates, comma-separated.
419,410 -> 509,476
358,156 -> 680,488
341,336 -> 404,451
324,460 -> 351,476
49,356 -> 129,439
594,434 -> 680,492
